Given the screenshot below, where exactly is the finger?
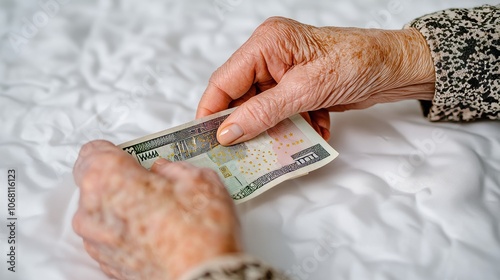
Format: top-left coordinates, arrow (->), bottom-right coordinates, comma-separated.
99,264 -> 114,278
229,79 -> 277,108
196,47 -> 259,118
73,210 -> 117,245
74,141 -> 146,196
172,168 -> 232,217
83,240 -> 102,262
150,158 -> 173,173
151,159 -> 226,196
100,263 -> 121,279
83,240 -> 121,279
72,210 -> 88,238
73,140 -> 120,187
300,112 -> 313,126
150,159 -> 194,179
229,85 -> 258,108
320,127 -> 331,141
196,28 -> 281,119
74,170 -> 101,213
309,109 -> 331,141
300,111 -> 324,138
215,81 -> 305,145
256,79 -> 278,93
196,83 -> 235,118
75,140 -> 117,165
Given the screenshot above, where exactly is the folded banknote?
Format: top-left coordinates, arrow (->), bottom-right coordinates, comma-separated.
119,109 -> 338,203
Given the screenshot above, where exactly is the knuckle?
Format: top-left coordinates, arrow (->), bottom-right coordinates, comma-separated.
200,167 -> 220,181
72,212 -> 84,236
189,167 -> 204,180
253,17 -> 297,43
79,167 -> 100,193
190,197 -> 209,213
91,151 -> 124,173
166,161 -> 198,180
79,141 -> 96,158
77,151 -> 120,191
244,98 -> 280,128
199,168 -> 227,196
208,70 -> 223,87
178,161 -> 195,169
79,140 -> 111,158
259,16 -> 292,32
175,161 -> 196,174
78,146 -> 122,174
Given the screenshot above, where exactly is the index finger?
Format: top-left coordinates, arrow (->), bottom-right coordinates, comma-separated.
196,41 -> 261,119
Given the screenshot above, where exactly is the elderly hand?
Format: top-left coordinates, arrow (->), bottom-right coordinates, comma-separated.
72,140 -> 241,280
197,17 -> 435,145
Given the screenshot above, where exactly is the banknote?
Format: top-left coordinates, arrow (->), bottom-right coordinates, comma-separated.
119,109 -> 339,203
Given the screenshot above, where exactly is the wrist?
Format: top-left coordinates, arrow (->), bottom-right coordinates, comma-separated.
374,28 -> 436,102
160,224 -> 243,279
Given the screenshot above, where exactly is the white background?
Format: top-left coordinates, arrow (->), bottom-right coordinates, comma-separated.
0,0 -> 499,279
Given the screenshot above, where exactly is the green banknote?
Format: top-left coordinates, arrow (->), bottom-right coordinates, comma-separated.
119,109 -> 338,203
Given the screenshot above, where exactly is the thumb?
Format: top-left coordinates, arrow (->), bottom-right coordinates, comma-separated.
217,84 -> 302,145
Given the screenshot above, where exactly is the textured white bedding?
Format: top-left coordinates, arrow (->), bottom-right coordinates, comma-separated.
0,0 -> 499,279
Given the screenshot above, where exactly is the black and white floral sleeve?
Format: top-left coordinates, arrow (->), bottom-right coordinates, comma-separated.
405,5 -> 500,121
179,255 -> 289,280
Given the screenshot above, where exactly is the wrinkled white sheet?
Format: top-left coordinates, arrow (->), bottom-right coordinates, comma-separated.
0,0 -> 499,279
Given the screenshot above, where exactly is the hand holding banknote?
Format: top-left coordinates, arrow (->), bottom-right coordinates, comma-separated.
196,17 -> 435,145
72,140 -> 242,280
73,111 -> 337,279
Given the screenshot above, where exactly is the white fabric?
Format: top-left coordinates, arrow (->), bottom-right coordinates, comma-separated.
0,0 -> 499,279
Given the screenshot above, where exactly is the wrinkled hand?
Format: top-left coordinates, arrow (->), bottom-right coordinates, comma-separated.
72,140 -> 241,280
197,17 -> 435,145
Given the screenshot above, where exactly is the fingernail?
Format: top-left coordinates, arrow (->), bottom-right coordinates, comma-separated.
154,158 -> 169,166
218,124 -> 244,144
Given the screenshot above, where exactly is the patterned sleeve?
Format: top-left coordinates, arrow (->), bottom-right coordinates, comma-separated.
179,255 -> 289,280
404,5 -> 500,121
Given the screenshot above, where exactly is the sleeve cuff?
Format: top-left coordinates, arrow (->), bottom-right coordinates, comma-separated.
179,254 -> 288,280
404,5 -> 500,121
